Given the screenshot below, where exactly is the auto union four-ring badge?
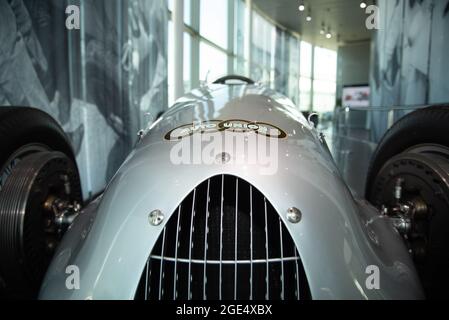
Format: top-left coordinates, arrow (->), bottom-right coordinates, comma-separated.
164,119 -> 287,141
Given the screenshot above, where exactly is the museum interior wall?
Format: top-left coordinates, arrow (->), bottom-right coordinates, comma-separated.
0,0 -> 168,199
370,0 -> 449,107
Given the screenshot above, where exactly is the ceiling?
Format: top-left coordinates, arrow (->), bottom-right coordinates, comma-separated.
252,0 -> 373,49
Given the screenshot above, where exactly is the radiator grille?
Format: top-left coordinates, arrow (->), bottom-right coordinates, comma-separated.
135,175 -> 310,300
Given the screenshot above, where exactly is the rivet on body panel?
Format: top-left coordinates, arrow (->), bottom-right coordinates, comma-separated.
216,152 -> 231,164
149,209 -> 164,226
287,207 -> 302,224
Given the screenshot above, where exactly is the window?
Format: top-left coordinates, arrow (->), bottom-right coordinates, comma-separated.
184,33 -> 192,92
299,77 -> 312,111
167,0 -> 337,114
168,20 -> 174,105
168,0 -> 191,25
313,47 -> 337,113
300,41 -> 312,78
288,36 -> 300,104
299,41 -> 313,110
233,57 -> 247,77
251,11 -> 275,84
314,47 -> 337,81
200,0 -> 228,49
233,0 -> 247,76
199,42 -> 227,82
234,0 -> 247,59
168,21 -> 192,105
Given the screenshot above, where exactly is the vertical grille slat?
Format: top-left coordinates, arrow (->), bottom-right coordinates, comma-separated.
135,175 -> 310,300
144,259 -> 149,300
263,197 -> 269,300
187,188 -> 196,300
279,217 -> 285,300
219,175 -> 224,300
158,227 -> 166,300
173,205 -> 181,299
234,178 -> 239,300
249,185 -> 253,300
295,249 -> 300,300
203,179 -> 210,300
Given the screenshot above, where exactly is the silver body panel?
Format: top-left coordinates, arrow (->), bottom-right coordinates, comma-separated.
40,84 -> 423,299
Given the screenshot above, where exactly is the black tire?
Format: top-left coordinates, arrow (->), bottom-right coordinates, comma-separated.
365,105 -> 449,299
0,107 -> 80,298
366,105 -> 449,197
0,107 -> 76,172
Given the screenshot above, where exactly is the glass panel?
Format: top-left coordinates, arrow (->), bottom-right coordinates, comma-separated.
184,0 -> 191,25
184,32 -> 191,92
251,11 -> 275,83
234,0 -> 247,59
332,105 -> 425,197
288,75 -> 299,105
199,42 -> 227,82
167,0 -> 191,25
299,41 -> 312,77
233,57 -> 247,76
168,20 -> 174,105
168,25 -> 191,105
273,28 -> 287,94
312,47 -> 337,113
313,79 -> 336,94
288,36 -> 300,104
200,0 -> 228,49
312,92 -> 336,113
313,78 -> 336,113
289,36 -> 300,77
299,77 -> 312,110
314,46 -> 337,81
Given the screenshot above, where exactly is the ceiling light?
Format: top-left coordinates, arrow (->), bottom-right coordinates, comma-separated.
326,27 -> 332,39
320,22 -> 325,35
298,4 -> 305,11
305,8 -> 312,21
360,2 -> 367,9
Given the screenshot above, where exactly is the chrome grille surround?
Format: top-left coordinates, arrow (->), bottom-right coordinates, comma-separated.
135,175 -> 310,300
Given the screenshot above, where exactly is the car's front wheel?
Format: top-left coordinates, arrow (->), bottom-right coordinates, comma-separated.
0,107 -> 82,298
366,105 -> 449,299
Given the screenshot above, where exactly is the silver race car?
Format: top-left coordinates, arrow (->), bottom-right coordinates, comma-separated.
3,76 -> 447,300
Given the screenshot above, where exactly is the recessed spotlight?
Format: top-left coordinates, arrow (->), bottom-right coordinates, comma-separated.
299,4 -> 305,11
360,2 -> 367,9
306,15 -> 312,22
326,26 -> 332,39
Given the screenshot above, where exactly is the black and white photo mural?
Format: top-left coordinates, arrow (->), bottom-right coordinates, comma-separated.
370,0 -> 449,107
0,0 -> 168,200
369,0 -> 449,141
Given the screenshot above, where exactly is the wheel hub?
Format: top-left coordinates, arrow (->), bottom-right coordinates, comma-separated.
0,151 -> 82,297
370,144 -> 449,297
